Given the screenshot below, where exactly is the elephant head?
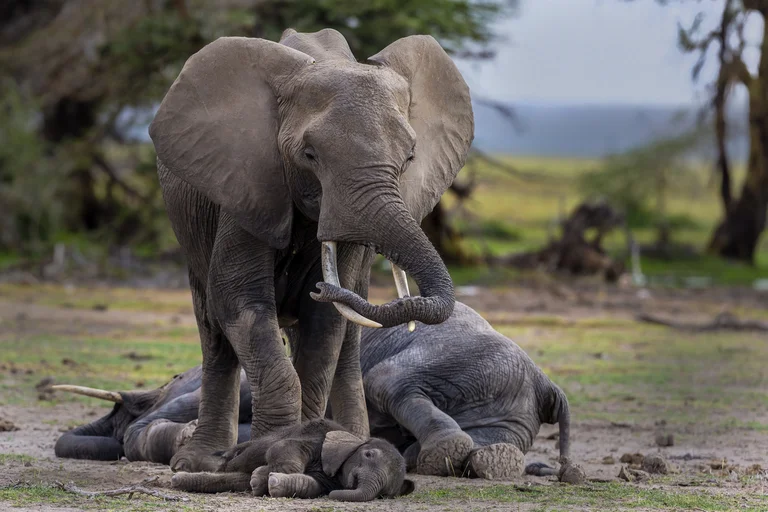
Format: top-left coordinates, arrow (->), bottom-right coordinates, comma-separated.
149,29 -> 474,328
52,385 -> 160,460
52,367 -> 204,460
322,430 -> 414,501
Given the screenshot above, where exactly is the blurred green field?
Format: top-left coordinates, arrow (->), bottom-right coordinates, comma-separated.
443,155 -> 768,286
1,154 -> 766,288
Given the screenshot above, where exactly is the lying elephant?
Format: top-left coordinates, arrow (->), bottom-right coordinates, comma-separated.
170,418 -> 414,501
55,302 -> 576,481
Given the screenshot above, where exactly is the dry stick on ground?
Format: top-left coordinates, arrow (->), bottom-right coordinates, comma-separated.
636,312 -> 768,332
53,476 -> 189,502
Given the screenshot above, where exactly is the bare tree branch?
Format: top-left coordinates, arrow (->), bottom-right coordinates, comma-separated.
92,153 -> 148,202
54,476 -> 190,502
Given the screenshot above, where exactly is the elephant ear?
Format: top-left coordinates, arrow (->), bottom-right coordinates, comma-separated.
279,28 -> 355,63
149,37 -> 315,249
368,36 -> 474,222
322,430 -> 365,477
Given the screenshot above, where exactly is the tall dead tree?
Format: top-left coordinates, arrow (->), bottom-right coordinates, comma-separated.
680,0 -> 768,264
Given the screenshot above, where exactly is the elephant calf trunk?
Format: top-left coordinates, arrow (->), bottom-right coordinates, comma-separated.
171,472 -> 252,493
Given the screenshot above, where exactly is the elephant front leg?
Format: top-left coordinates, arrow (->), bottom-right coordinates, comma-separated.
292,298 -> 346,423
328,321 -> 369,437
209,221 -> 301,439
326,245 -> 372,437
268,473 -> 325,498
369,370 -> 472,477
171,273 -> 241,473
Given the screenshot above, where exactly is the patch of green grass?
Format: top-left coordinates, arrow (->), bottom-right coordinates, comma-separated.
0,454 -> 36,464
0,283 -> 194,315
0,483 -> 198,511
0,326 -> 201,406
494,321 -> 768,428
413,481 -> 768,511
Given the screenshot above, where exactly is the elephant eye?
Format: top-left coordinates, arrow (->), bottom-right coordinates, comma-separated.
304,148 -> 317,161
407,148 -> 415,162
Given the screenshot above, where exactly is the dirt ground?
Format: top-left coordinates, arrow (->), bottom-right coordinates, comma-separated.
1,281 -> 767,511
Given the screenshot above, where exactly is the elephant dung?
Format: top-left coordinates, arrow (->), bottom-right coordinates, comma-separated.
642,454 -> 671,475
557,458 -> 587,485
654,432 -> 675,447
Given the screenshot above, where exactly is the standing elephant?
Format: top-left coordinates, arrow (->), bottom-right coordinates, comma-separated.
55,304 -> 577,482
149,27 -> 473,472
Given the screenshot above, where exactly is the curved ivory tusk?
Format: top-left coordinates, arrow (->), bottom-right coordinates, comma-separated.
51,385 -> 123,403
391,264 -> 416,332
321,241 -> 383,328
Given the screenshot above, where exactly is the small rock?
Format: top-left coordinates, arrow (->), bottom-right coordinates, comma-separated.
35,377 -> 55,391
620,453 -> 644,465
61,358 -> 78,367
618,465 -> 650,481
655,433 -> 675,447
135,381 -> 145,388
602,456 -> 615,465
92,303 -> 108,311
0,419 -> 19,432
558,458 -> 586,485
642,454 -> 670,475
618,465 -> 634,482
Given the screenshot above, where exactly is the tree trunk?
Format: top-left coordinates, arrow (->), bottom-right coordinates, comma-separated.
708,13 -> 768,264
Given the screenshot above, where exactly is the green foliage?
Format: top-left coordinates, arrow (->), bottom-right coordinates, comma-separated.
0,82 -> 65,253
0,0 -> 513,258
579,127 -> 709,232
249,0 -> 504,58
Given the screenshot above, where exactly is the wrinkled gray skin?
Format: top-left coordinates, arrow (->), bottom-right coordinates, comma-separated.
358,302 -> 571,479
56,303 -> 570,481
150,27 -> 473,472
54,366 -> 251,463
170,419 -> 415,502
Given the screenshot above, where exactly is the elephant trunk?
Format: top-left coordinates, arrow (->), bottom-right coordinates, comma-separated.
329,481 -> 381,502
314,183 -> 455,329
54,411 -> 124,461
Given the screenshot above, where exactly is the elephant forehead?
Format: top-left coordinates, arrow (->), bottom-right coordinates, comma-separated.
293,63 -> 410,112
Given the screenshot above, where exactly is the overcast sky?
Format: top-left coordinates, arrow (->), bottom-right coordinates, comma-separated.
456,0 -> 763,106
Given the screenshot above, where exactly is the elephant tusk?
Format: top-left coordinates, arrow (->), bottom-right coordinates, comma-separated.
321,241 -> 383,329
51,385 -> 123,403
391,264 -> 416,332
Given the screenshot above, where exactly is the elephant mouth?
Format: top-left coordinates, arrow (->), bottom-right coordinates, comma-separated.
319,241 -> 415,331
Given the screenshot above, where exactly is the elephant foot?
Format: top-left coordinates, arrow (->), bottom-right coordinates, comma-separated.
170,445 -> 225,473
467,443 -> 525,480
250,465 -> 270,496
416,431 -> 473,477
267,472 -> 291,498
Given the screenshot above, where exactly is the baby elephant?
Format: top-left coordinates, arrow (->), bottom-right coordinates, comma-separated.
171,419 -> 414,502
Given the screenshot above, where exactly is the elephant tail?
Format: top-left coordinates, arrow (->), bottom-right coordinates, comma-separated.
525,382 -> 571,477
553,385 -> 571,461
524,461 -> 556,476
